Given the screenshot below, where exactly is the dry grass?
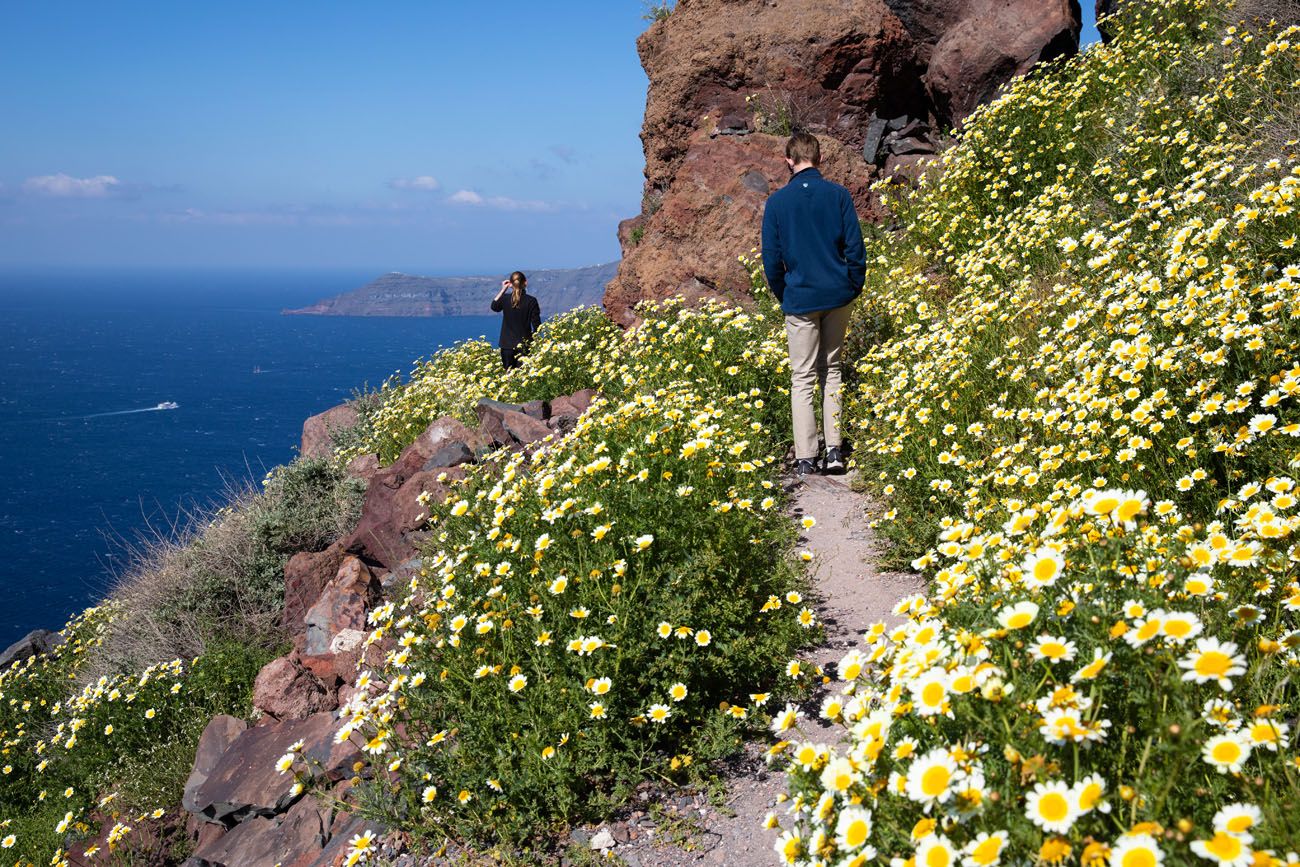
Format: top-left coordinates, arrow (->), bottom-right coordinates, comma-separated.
1236,0 -> 1300,27
83,458 -> 365,680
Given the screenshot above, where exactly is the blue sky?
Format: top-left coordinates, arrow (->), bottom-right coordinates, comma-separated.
0,2 -> 1099,272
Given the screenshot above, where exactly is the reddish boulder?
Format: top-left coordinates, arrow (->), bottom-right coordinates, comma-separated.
502,409 -> 553,446
521,399 -> 549,420
297,647 -> 360,689
569,389 -> 598,413
344,453 -> 380,483
187,713 -> 359,827
303,556 -> 380,657
342,416 -> 477,569
183,715 -> 248,813
300,403 -> 358,461
252,655 -> 334,721
282,543 -> 346,633
475,398 -> 522,447
304,815 -> 384,867
190,795 -> 333,867
345,464 -> 465,569
394,415 -> 481,476
393,468 -> 464,536
923,0 -> 1082,122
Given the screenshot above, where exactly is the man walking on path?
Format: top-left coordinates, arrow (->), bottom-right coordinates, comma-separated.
761,132 -> 866,477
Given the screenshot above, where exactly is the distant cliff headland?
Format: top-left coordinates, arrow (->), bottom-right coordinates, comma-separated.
283,262 -> 619,317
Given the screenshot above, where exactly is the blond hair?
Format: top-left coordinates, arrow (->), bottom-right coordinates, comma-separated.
509,271 -> 527,308
785,132 -> 821,167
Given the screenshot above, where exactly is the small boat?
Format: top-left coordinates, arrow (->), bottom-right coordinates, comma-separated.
156,401 -> 179,410
253,366 -> 264,374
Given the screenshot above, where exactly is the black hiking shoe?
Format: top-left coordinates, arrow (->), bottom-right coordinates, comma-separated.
795,458 -> 817,478
823,447 -> 845,475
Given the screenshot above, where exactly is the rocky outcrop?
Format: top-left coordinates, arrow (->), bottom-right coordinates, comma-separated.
283,544 -> 347,633
300,404 -> 359,461
916,0 -> 1083,121
187,713 -> 358,826
0,628 -> 62,670
605,0 -> 1080,324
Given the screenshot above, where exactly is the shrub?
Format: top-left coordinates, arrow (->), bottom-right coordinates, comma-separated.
641,1 -> 674,24
772,0 -> 1300,863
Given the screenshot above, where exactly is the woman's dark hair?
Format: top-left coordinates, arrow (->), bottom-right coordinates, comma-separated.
510,271 -> 527,308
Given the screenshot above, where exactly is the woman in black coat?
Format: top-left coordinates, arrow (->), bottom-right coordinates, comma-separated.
491,271 -> 542,369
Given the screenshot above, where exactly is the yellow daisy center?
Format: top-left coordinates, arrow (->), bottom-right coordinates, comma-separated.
1038,792 -> 1070,822
921,765 -> 951,797
1120,849 -> 1156,867
971,837 -> 1002,865
1205,832 -> 1244,860
926,846 -> 952,867
1212,741 -> 1242,763
1092,495 -> 1120,514
1196,651 -> 1232,678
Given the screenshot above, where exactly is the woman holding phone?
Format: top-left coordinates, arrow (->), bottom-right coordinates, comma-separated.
491,270 -> 542,369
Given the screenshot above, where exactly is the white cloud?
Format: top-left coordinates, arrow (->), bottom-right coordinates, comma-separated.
447,189 -> 556,212
23,173 -> 122,198
390,175 -> 441,191
448,189 -> 484,205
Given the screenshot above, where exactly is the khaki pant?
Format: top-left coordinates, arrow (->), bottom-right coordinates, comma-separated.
784,303 -> 852,461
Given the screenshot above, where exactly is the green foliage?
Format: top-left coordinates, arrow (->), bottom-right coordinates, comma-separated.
339,300 -> 792,467
641,0 -> 674,23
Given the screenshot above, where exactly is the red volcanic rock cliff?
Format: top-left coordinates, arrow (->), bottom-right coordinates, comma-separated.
604,0 -> 1081,325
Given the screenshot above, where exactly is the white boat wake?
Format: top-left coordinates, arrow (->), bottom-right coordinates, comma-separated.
74,402 -> 180,420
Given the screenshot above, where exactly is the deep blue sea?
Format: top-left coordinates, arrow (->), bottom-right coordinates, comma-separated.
0,268 -> 498,646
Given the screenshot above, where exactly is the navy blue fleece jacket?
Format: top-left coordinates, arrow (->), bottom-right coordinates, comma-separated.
760,167 -> 866,315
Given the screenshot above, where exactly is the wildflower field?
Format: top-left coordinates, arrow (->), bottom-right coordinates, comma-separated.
772,1 -> 1300,865
321,298 -> 829,850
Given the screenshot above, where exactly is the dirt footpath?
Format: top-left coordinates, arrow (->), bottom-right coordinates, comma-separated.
597,472 -> 925,867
